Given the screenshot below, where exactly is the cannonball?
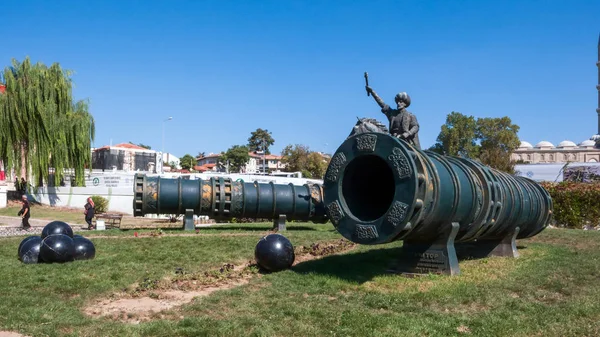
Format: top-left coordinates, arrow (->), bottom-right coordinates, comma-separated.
18,236 -> 42,264
41,221 -> 73,239
40,234 -> 75,263
254,234 -> 295,272
18,235 -> 39,255
73,234 -> 85,240
73,236 -> 96,261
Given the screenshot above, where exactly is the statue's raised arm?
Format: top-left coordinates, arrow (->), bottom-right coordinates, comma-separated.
365,86 -> 387,109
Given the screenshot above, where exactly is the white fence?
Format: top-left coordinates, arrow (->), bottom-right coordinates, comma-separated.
515,162 -> 600,182
31,186 -> 134,214
0,185 -> 6,209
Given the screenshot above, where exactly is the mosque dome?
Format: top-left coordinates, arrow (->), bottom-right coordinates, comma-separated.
519,141 -> 533,148
579,139 -> 596,147
535,141 -> 555,148
557,140 -> 577,148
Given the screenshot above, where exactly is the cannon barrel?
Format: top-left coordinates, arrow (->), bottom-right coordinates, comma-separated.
132,131 -> 552,248
323,132 -> 553,245
133,175 -> 327,222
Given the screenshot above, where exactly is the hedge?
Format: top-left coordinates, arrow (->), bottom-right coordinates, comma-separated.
540,181 -> 600,229
90,195 -> 109,214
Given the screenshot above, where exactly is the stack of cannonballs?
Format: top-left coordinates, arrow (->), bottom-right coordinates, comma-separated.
254,234 -> 295,272
18,221 -> 96,264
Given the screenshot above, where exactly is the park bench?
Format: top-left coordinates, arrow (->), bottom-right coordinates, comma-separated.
93,213 -> 124,229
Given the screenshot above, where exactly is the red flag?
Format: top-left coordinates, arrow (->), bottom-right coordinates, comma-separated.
0,84 -> 5,94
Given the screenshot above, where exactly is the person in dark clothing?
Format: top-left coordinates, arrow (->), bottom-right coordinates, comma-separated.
84,197 -> 95,230
20,178 -> 27,195
18,195 -> 31,230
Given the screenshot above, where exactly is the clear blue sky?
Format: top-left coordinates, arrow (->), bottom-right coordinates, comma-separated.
2,0 -> 599,157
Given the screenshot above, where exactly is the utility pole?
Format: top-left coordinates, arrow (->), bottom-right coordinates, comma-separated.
161,117 -> 173,173
262,139 -> 266,175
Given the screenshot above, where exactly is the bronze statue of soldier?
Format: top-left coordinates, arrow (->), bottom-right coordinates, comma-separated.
364,75 -> 421,149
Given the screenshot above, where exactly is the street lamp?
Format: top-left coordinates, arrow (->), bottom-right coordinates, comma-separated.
262,139 -> 266,174
162,117 -> 173,172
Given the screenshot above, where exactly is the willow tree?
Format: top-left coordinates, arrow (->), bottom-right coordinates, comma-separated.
0,57 -> 95,187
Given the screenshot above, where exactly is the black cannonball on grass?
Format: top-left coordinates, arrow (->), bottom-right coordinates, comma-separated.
18,236 -> 42,264
18,235 -> 39,255
73,236 -> 96,261
41,221 -> 74,239
40,234 -> 75,263
254,234 -> 295,272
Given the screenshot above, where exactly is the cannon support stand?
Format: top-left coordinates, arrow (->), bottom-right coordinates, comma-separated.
456,227 -> 520,259
273,214 -> 287,231
183,209 -> 195,231
388,222 -> 461,276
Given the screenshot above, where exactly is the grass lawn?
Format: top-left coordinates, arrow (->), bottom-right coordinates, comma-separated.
0,204 -> 85,224
1,225 -> 599,336
0,204 -> 171,228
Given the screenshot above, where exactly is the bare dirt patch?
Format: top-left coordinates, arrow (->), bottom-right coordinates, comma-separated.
83,239 -> 356,323
434,301 -> 491,315
85,232 -> 265,239
84,285 -> 248,324
294,239 -> 357,263
456,325 -> 471,334
0,331 -> 27,337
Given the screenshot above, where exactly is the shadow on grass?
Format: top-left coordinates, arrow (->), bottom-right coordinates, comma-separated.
291,242 -> 529,283
292,246 -> 404,284
202,225 -> 320,232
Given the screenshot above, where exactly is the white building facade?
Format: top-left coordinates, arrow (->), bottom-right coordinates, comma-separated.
512,140 -> 600,164
196,152 -> 286,174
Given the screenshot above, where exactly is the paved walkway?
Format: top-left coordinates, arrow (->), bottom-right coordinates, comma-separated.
0,215 -> 87,237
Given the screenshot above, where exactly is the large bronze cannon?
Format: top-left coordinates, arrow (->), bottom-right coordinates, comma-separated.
322,131 -> 552,274
133,131 -> 552,275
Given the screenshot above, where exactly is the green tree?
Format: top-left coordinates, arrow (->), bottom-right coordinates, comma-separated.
431,112 -> 520,173
0,57 -> 95,186
281,144 -> 310,175
180,154 -> 196,170
429,112 -> 479,158
476,117 -> 520,173
248,128 -> 275,154
281,144 -> 330,179
306,151 -> 330,179
220,145 -> 250,173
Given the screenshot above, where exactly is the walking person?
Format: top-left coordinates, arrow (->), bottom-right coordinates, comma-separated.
84,197 -> 95,230
18,195 -> 31,230
20,177 -> 27,195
